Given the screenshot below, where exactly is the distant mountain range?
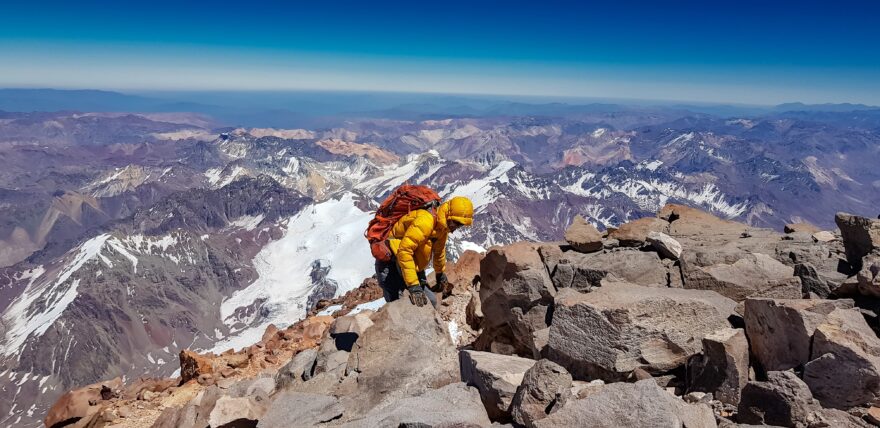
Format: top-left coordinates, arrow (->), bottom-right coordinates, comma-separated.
0,98 -> 879,426
2,88 -> 877,128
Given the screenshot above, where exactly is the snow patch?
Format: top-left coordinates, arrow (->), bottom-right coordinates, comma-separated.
230,214 -> 265,231
1,234 -> 110,355
212,193 -> 374,352
459,241 -> 486,254
348,298 -> 386,315
317,305 -> 344,316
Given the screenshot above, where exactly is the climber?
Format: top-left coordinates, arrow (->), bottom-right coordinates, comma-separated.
375,196 -> 474,307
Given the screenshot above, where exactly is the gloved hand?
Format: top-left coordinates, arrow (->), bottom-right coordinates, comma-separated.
409,284 -> 429,307
436,272 -> 449,289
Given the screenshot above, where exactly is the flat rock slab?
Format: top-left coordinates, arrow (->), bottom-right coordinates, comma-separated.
257,392 -> 344,427
337,383 -> 492,428
681,253 -> 802,302
534,379 -> 716,428
547,283 -> 735,380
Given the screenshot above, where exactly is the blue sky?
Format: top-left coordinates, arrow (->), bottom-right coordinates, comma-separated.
1,0 -> 878,105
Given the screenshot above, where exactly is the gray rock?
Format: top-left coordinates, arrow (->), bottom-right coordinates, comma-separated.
337,383 -> 492,428
564,249 -> 671,288
737,371 -> 819,427
681,252 -> 803,302
548,262 -> 607,293
564,215 -> 603,253
836,212 -> 880,268
275,348 -> 318,389
510,359 -> 573,428
330,311 -> 374,351
803,308 -> 880,409
478,242 -> 554,357
744,298 -> 853,372
808,408 -> 872,428
345,299 -> 459,417
257,392 -> 344,427
151,386 -> 224,428
459,350 -> 536,422
648,231 -> 683,260
534,379 -> 716,428
857,256 -> 880,297
686,328 -> 749,406
793,263 -> 833,298
547,283 -> 735,380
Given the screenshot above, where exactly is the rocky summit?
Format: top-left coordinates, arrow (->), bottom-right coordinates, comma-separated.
39,206 -> 880,428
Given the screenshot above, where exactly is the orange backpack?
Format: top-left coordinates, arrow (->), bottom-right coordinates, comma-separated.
365,184 -> 441,262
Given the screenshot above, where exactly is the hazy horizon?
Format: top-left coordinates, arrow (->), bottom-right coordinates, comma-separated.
2,1 -> 879,105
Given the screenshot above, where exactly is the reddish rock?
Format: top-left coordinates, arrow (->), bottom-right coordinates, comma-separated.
45,378 -> 122,428
197,373 -> 215,386
609,217 -> 668,246
262,324 -> 280,343
224,352 -> 250,369
302,316 -> 334,343
179,350 -> 215,384
441,249 -> 484,296
124,378 -> 177,400
564,215 -> 603,253
659,203 -> 746,237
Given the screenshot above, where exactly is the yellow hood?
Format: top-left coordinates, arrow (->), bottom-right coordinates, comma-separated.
437,196 -> 474,229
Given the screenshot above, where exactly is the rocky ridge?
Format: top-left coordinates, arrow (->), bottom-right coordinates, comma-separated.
44,205 -> 880,428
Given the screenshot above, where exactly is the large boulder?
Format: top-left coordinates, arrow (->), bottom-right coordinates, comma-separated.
803,308 -> 880,409
547,283 -> 736,380
459,350 -> 537,422
275,348 -> 318,389
534,379 -> 716,428
686,328 -> 749,406
681,252 -> 802,302
510,359 -> 573,428
609,217 -> 669,247
737,371 -> 819,427
257,392 -> 344,427
660,203 -> 747,238
744,298 -> 854,372
836,212 -> 880,268
338,383 -> 492,427
565,249 -> 671,288
478,242 -> 555,357
345,299 -> 459,416
45,378 -> 122,428
564,215 -> 603,253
